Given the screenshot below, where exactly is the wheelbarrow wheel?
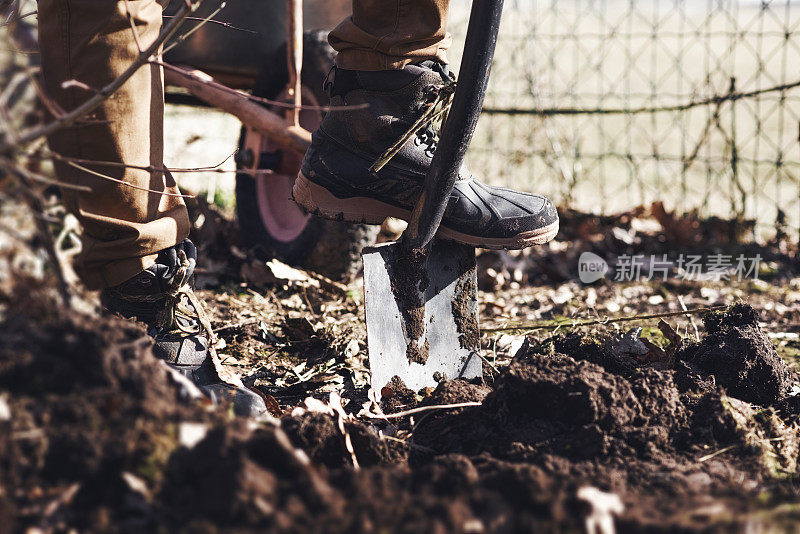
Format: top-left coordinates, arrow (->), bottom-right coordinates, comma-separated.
235,30 -> 378,281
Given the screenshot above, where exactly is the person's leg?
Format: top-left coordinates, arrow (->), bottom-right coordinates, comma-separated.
329,0 -> 451,70
38,0 -> 189,290
294,1 -> 559,249
37,0 -> 266,417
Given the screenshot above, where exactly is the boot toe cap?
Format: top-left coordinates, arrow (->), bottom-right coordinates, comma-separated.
484,194 -> 559,237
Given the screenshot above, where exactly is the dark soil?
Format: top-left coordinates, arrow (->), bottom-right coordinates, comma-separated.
677,303 -> 793,405
0,308 -> 211,531
379,375 -> 417,414
388,246 -> 429,363
3,302 -> 800,532
452,270 -> 480,350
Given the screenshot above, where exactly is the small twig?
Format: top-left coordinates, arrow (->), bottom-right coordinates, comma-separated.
12,428 -> 45,440
361,402 -> 482,420
330,392 -> 359,470
379,433 -> 437,453
1,156 -> 93,192
678,295 -> 701,342
1,10 -> 36,27
301,285 -> 316,314
22,64 -> 67,119
305,271 -> 350,299
64,160 -> 195,198
482,306 -> 727,334
158,59 -> 366,113
30,148 -> 235,173
42,482 -> 81,519
162,1 -> 227,55
212,319 -> 258,333
162,15 -> 256,33
0,70 -> 27,142
26,149 -> 274,175
122,0 -> 144,53
697,445 -> 737,463
59,79 -> 98,94
0,69 -> 28,109
477,351 -> 501,375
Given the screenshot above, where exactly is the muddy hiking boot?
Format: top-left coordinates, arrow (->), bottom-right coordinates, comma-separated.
294,60 -> 559,249
100,239 -> 267,417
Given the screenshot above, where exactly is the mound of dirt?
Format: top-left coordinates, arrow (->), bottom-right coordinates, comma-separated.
542,330 -> 638,377
281,412 -> 406,468
415,351 -> 689,462
409,305 -> 800,529
677,303 -> 793,405
159,423 -> 584,532
159,422 -> 348,530
379,375 -> 417,414
0,309 -> 212,531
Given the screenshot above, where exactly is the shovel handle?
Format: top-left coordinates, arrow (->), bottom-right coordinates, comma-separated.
401,0 -> 505,252
286,0 -> 303,127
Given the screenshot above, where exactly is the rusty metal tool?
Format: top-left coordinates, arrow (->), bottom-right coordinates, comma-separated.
363,0 -> 504,398
285,0 -> 303,127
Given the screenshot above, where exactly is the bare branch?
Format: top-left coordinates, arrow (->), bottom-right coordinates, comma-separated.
0,10 -> 36,27
482,306 -> 728,334
1,157 -> 93,192
162,1 -> 226,55
162,14 -> 256,34
0,0 -> 204,156
360,402 -> 483,420
0,160 -> 75,307
30,148 -> 232,174
25,150 -> 276,176
60,79 -> 96,93
63,160 -> 195,199
21,64 -> 67,118
158,59 -> 367,112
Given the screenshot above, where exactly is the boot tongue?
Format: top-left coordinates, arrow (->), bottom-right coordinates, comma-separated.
412,59 -> 454,83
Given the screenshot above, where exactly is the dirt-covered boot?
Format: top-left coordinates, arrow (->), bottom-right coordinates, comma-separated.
294,61 -> 559,249
100,239 -> 267,417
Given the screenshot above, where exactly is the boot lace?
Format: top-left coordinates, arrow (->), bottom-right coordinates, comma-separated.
157,249 -> 218,345
370,75 -> 457,173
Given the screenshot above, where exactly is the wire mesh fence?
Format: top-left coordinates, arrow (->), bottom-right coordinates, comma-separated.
448,0 -> 800,237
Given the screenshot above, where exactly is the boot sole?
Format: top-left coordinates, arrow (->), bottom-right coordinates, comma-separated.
293,173 -> 559,250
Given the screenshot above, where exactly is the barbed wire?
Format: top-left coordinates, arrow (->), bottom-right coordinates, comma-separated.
483,77 -> 800,116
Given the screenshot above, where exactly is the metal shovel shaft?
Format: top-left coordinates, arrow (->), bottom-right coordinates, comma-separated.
402,0 -> 505,251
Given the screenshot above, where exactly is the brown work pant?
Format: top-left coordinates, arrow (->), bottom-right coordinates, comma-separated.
330,0 -> 451,70
38,0 -> 188,290
38,0 -> 450,289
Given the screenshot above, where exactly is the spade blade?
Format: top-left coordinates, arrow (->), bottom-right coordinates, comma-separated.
363,238 -> 481,399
